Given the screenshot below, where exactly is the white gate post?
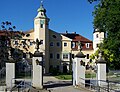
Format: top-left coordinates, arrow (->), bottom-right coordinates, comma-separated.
32,50 -> 43,89
72,51 -> 86,87
6,63 -> 15,88
97,51 -> 106,86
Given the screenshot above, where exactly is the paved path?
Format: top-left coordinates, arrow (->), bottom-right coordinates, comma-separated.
43,76 -> 92,92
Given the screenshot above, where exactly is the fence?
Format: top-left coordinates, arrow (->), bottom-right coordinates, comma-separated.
0,67 -> 6,86
79,78 -> 120,92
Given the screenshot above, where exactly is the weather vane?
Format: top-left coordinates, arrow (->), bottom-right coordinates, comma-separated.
41,0 -> 44,4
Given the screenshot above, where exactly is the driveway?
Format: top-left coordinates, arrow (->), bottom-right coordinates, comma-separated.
43,76 -> 91,92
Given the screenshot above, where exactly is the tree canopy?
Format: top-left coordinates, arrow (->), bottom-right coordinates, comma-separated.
92,0 -> 120,69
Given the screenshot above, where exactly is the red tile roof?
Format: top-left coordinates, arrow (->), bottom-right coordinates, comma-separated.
62,33 -> 93,50
62,33 -> 92,42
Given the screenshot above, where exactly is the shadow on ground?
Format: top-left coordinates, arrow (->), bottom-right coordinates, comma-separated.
44,81 -> 72,88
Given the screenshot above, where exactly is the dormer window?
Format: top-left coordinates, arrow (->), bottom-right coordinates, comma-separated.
86,43 -> 90,48
52,35 -> 57,38
71,42 -> 75,48
64,42 -> 67,47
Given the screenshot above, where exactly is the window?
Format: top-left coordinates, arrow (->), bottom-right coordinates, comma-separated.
52,35 -> 57,38
64,42 -> 67,47
40,24 -> 43,28
86,54 -> 89,59
41,13 -> 43,16
86,43 -> 90,48
56,42 -> 60,46
63,53 -> 69,59
50,42 -> 54,46
71,42 -> 75,48
57,53 -> 60,59
96,34 -> 98,38
96,44 -> 99,48
50,53 -> 53,59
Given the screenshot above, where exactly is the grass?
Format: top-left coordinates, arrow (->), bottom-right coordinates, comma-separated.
85,73 -> 96,78
55,74 -> 72,80
54,73 -> 96,80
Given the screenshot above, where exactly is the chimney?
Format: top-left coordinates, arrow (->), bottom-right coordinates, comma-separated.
66,30 -> 68,34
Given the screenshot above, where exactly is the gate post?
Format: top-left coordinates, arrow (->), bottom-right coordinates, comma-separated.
32,38 -> 43,89
6,63 -> 15,88
72,41 -> 86,87
96,51 -> 106,86
32,50 -> 43,89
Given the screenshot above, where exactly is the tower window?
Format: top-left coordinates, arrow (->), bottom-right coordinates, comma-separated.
86,54 -> 89,59
96,34 -> 98,38
40,24 -> 43,28
96,44 -> 99,47
41,13 -> 43,16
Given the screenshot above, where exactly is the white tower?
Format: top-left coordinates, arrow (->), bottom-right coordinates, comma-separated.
34,2 -> 50,73
93,29 -> 105,52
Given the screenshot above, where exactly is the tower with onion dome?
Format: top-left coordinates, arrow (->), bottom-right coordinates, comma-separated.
34,2 -> 50,73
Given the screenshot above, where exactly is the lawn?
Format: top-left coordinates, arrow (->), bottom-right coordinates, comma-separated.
85,73 -> 96,78
55,74 -> 72,80
54,73 -> 96,80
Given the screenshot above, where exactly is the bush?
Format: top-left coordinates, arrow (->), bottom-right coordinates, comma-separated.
50,67 -> 60,75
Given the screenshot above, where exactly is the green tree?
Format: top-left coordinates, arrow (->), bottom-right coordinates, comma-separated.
0,21 -> 24,65
93,0 -> 120,69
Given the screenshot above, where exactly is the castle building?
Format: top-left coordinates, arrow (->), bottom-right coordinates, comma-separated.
21,3 -> 95,73
0,3 -> 105,73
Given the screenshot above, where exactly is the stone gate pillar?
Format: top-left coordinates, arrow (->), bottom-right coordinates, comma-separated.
32,50 -> 43,89
6,63 -> 15,88
97,51 -> 106,86
72,51 -> 86,86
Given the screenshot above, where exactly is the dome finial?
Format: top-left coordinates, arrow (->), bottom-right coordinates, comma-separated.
37,0 -> 46,13
41,0 -> 43,5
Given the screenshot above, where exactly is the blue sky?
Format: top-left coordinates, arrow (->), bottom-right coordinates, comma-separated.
0,0 -> 98,40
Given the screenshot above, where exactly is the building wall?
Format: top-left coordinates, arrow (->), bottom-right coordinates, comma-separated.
49,30 -> 62,69
72,50 -> 94,65
93,31 -> 104,52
